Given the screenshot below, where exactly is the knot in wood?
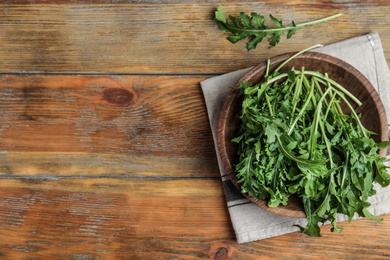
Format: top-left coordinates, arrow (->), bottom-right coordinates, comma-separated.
214,247 -> 229,260
103,88 -> 134,105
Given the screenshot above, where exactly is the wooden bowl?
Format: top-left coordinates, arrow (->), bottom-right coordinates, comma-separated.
217,51 -> 388,218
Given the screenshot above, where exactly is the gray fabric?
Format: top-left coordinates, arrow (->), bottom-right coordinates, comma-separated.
201,32 -> 390,243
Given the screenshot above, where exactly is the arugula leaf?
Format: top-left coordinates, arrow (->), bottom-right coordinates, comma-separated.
215,5 -> 341,50
287,21 -> 297,39
294,197 -> 325,237
215,6 -> 227,23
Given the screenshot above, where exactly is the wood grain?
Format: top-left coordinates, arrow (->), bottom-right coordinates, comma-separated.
0,74 -> 220,177
0,1 -> 389,74
0,1 -> 389,259
0,178 -> 230,259
0,178 -> 388,259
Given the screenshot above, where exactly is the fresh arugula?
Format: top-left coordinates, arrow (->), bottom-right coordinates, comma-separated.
233,48 -> 390,236
215,6 -> 341,50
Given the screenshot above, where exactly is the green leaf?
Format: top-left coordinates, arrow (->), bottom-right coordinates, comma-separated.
228,35 -> 246,43
374,160 -> 390,187
286,140 -> 298,151
216,21 -> 229,32
215,5 -> 227,23
287,70 -> 296,82
330,210 -> 344,233
297,197 -> 325,237
325,121 -> 335,135
287,21 -> 297,39
228,15 -> 239,27
363,208 -> 383,223
251,12 -> 266,28
269,14 -> 283,28
247,34 -> 266,50
265,123 -> 278,143
376,141 -> 390,149
240,12 -> 251,27
315,192 -> 331,216
269,32 -> 282,46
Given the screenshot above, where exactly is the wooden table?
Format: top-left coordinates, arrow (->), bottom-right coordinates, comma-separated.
0,1 -> 389,259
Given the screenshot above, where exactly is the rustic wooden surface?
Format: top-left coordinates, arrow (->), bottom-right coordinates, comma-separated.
0,1 -> 389,259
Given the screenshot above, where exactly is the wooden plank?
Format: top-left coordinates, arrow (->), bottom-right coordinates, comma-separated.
0,152 -> 219,177
0,74 -> 219,176
0,178 -> 231,259
0,178 -> 388,259
0,2 -> 388,74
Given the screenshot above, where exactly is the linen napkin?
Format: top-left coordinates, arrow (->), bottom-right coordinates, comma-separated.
201,32 -> 390,243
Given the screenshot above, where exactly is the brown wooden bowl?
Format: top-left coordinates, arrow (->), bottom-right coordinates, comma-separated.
217,51 -> 388,218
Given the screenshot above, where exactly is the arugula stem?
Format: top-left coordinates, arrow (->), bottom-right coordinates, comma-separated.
291,13 -> 342,29
336,92 -> 368,138
265,94 -> 274,116
274,44 -> 323,74
319,118 -> 334,167
288,73 -> 314,135
340,151 -> 349,188
303,71 -> 362,106
266,72 -> 290,84
310,87 -> 332,158
226,13 -> 341,35
323,87 -> 337,121
291,67 -> 305,118
265,59 -> 271,77
307,76 -> 319,108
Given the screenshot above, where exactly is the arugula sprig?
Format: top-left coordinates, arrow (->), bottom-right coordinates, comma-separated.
233,49 -> 390,236
215,6 -> 341,50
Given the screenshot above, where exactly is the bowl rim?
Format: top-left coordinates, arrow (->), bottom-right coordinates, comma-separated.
217,51 -> 389,218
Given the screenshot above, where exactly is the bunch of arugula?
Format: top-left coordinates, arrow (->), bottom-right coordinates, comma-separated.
215,6 -> 341,50
232,48 -> 390,236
